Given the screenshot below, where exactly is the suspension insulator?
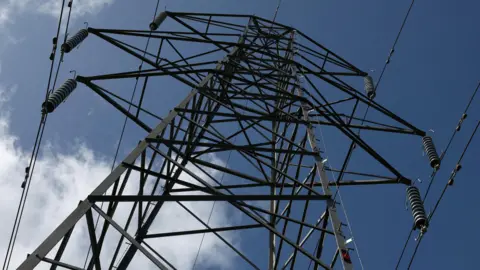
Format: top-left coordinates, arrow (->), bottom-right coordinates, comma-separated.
407,186 -> 429,232
41,79 -> 77,113
422,136 -> 440,169
61,29 -> 89,53
149,12 -> 168,31
364,75 -> 376,99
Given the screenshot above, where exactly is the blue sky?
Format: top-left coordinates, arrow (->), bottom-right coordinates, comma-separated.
0,0 -> 479,269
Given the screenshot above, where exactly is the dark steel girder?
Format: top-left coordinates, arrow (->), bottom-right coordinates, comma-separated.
144,224 -> 263,238
115,45 -> 246,269
88,194 -> 331,202
169,178 -> 401,193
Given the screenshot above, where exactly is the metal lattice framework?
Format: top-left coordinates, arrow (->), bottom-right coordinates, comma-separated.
18,12 -> 426,270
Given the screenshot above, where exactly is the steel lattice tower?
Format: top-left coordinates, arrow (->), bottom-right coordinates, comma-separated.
18,12 -> 426,270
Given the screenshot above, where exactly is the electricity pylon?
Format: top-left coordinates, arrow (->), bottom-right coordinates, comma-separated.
18,12 -> 426,270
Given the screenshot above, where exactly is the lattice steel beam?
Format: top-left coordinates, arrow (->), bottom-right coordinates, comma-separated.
18,11 -> 426,270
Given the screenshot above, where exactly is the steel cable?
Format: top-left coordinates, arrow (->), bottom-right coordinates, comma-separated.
406,121 -> 479,269
2,1 -> 71,269
396,81 -> 479,269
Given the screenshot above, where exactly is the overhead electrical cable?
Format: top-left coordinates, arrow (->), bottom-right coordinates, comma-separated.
422,81 -> 479,202
2,1 -> 73,270
375,0 -> 415,91
334,0 -> 416,189
326,1 -> 418,262
304,2 -> 418,268
396,81 -> 479,269
406,120 -> 479,269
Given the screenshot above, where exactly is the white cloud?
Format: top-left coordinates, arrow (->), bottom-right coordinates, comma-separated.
0,0 -> 114,29
0,1 -> 32,28
38,0 -> 114,19
0,0 -> 114,55
0,88 -> 239,269
0,6 -> 11,27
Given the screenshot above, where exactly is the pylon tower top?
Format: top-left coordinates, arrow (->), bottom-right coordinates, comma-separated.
18,11 -> 426,270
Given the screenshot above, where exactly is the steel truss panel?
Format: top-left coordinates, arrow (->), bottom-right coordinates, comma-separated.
18,12 -> 425,270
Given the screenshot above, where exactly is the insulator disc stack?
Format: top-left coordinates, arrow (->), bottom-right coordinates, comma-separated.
61,29 -> 89,53
42,79 -> 77,113
149,12 -> 168,30
364,75 -> 376,99
422,136 -> 440,169
407,186 -> 429,232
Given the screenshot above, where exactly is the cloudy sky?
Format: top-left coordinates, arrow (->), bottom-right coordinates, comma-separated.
0,0 -> 479,269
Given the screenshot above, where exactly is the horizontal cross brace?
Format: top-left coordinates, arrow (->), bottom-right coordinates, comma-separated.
169,178 -> 402,192
145,224 -> 263,238
148,138 -> 319,156
35,255 -> 84,270
88,194 -> 331,202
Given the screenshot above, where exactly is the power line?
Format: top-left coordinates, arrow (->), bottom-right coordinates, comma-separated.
314,0 -> 418,267
2,116 -> 47,270
334,0 -> 417,189
2,1 -> 72,269
375,0 -> 416,91
51,0 -> 75,94
9,6 -> 436,269
271,0 -> 283,24
428,122 -> 480,221
395,81 -> 479,269
305,2 -> 419,268
423,81 -> 479,202
406,120 -> 480,269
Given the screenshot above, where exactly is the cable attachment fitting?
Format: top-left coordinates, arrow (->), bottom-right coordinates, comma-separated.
49,37 -> 58,61
448,164 -> 462,186
456,113 -> 467,131
386,48 -> 395,64
21,166 -> 30,189
69,70 -> 77,79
